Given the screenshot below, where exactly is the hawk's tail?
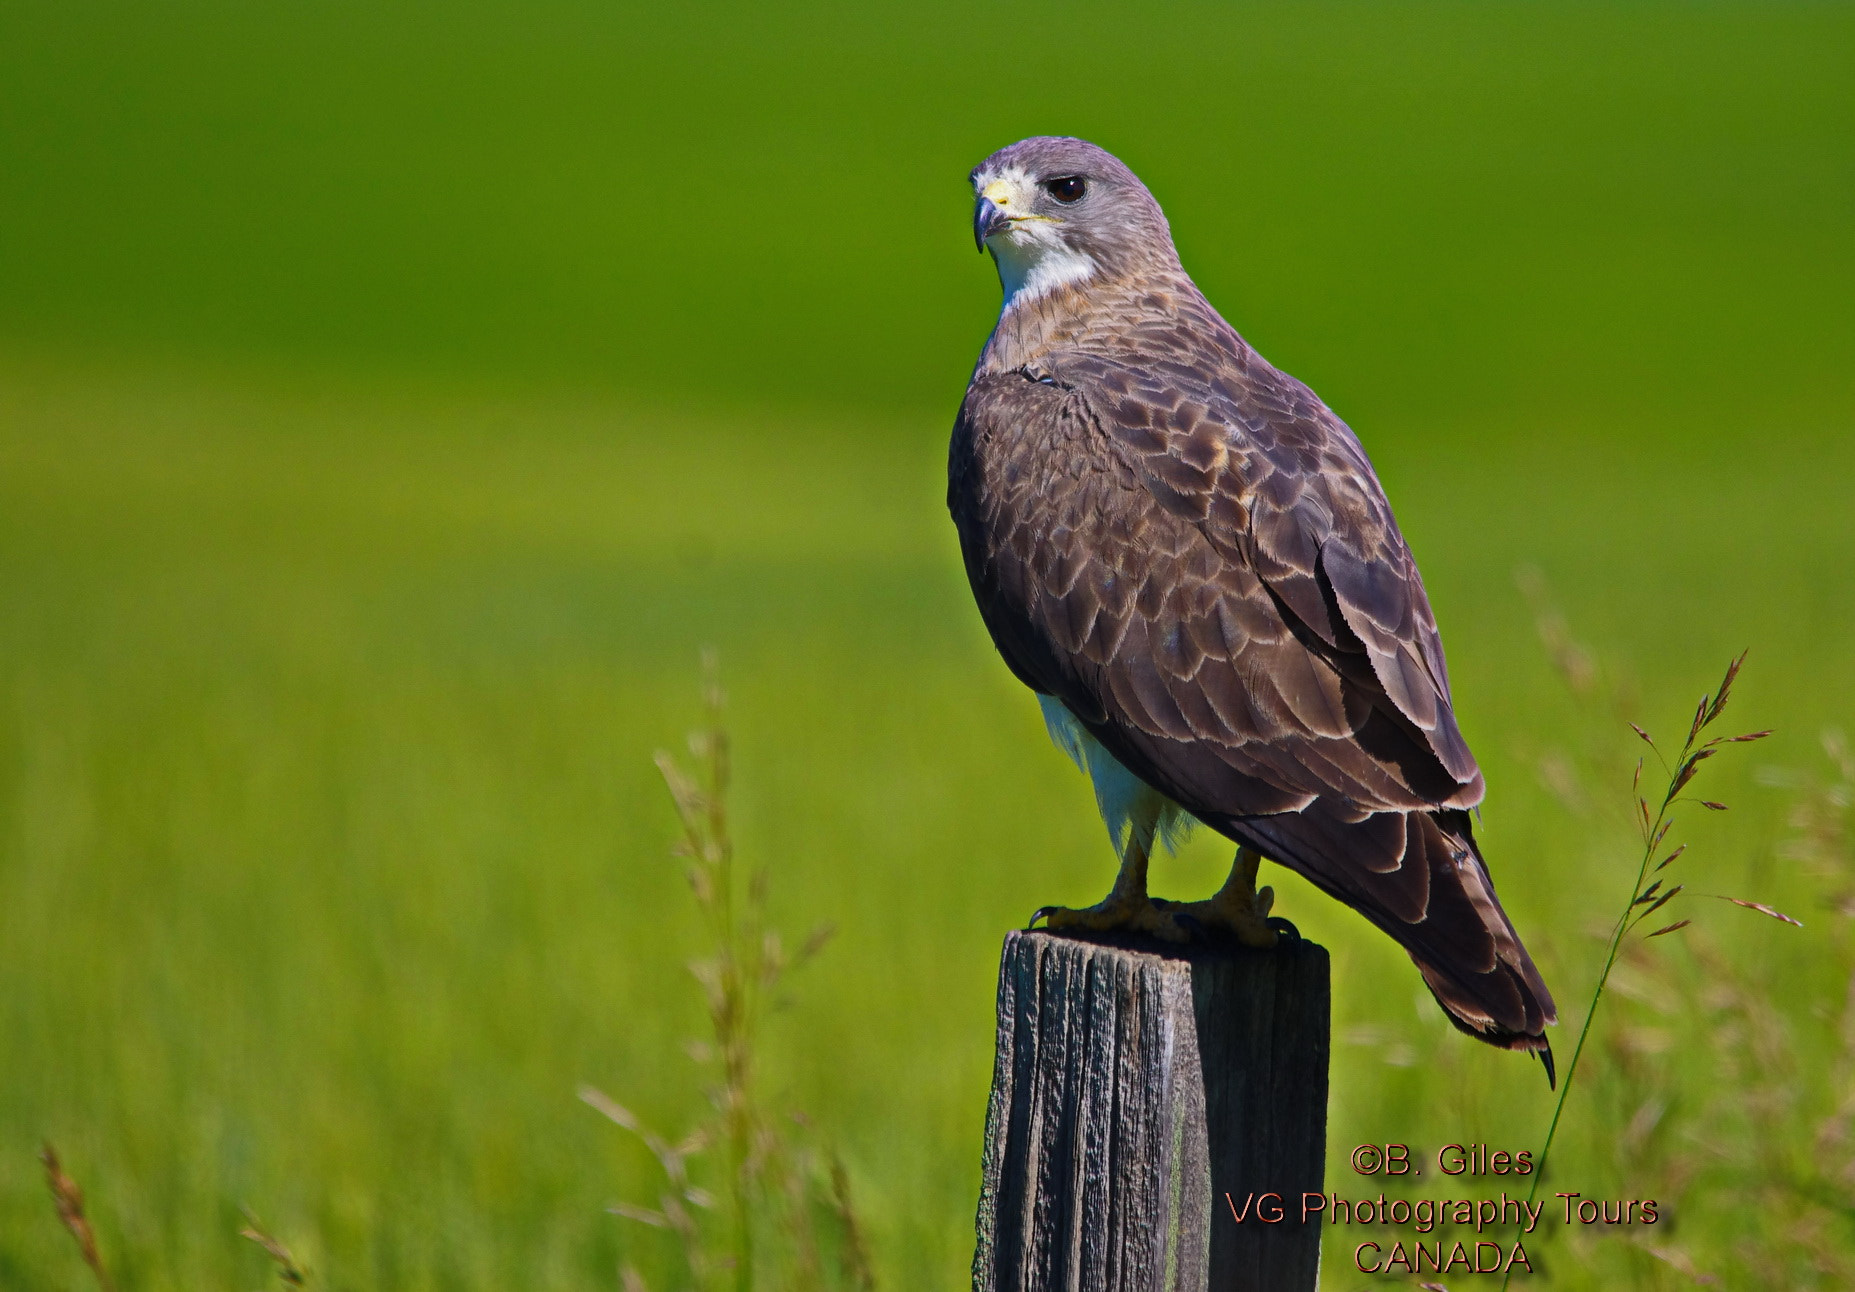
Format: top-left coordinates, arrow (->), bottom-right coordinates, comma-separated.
1224,804 -> 1558,1085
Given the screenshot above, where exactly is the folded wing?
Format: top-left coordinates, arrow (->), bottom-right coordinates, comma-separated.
948,330 -> 1555,1052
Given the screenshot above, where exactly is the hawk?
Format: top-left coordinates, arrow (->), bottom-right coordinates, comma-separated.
947,136 -> 1556,1077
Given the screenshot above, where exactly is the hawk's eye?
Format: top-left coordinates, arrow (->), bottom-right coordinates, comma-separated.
1044,176 -> 1087,204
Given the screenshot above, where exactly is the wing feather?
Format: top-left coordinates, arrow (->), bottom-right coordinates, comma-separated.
948,298 -> 1553,1052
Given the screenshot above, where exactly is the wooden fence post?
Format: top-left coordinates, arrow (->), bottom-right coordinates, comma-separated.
972,929 -> 1330,1292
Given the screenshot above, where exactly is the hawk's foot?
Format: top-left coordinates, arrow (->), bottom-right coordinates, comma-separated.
1029,894 -> 1192,944
1168,847 -> 1280,948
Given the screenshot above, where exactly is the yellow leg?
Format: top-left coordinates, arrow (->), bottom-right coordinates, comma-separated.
1030,832 -> 1190,943
1168,847 -> 1279,948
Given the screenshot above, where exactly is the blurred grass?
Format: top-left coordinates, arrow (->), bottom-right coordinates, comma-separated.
1,2 -> 1850,422
2,351 -> 1851,1287
0,0 -> 1852,1287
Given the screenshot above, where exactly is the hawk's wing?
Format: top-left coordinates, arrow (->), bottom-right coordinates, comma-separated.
948,330 -> 1555,1052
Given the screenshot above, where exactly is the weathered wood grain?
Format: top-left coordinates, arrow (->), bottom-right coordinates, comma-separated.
973,929 -> 1329,1292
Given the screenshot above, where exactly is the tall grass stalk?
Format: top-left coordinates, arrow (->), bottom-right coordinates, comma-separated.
1502,653 -> 1793,1290
585,655 -> 868,1292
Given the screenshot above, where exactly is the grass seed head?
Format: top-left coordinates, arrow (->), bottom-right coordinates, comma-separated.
39,1144 -> 116,1292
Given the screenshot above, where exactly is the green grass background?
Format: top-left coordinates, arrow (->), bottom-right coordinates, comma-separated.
1,2 -> 1852,1287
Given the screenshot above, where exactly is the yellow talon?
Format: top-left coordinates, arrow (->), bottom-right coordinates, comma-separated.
1028,837 -> 1280,949
1170,848 -> 1280,948
1031,895 -> 1192,943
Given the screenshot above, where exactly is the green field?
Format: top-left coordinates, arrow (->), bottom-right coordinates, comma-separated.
2,3 -> 1853,1288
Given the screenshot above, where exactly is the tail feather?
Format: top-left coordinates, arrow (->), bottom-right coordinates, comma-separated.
1213,803 -> 1557,1078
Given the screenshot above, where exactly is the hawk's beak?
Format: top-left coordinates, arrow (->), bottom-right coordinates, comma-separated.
973,196 -> 1010,252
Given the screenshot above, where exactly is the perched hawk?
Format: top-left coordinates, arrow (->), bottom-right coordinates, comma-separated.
947,136 -> 1556,1077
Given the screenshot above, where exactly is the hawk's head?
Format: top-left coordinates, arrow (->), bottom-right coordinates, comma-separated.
970,137 -> 1179,308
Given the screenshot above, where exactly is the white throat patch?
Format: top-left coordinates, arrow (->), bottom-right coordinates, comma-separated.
975,165 -> 1097,310
992,231 -> 1097,310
